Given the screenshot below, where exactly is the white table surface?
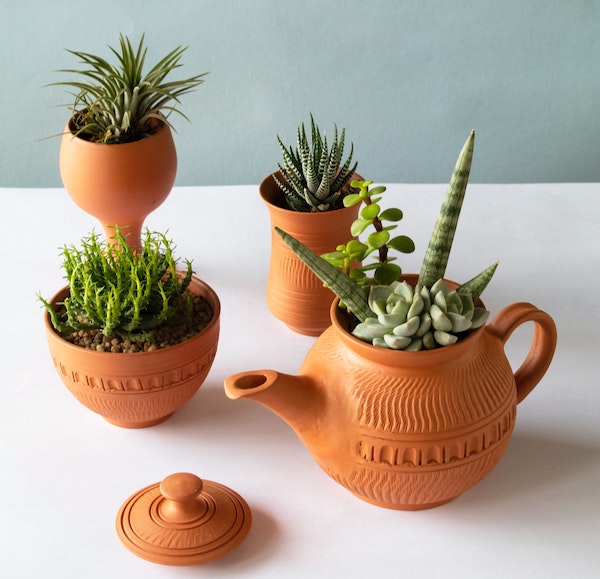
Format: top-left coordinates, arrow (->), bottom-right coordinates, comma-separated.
1,183 -> 599,578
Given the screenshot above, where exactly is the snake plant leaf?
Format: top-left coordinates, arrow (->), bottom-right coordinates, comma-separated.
419,131 -> 475,288
274,227 -> 372,322
457,261 -> 499,303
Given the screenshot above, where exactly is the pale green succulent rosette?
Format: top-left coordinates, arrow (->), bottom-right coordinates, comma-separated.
352,278 -> 490,351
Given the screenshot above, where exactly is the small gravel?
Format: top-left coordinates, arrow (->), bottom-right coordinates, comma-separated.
60,293 -> 214,353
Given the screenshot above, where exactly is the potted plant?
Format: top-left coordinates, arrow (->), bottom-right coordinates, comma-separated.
39,227 -> 220,428
225,131 -> 558,509
260,114 -> 362,335
54,33 -> 207,248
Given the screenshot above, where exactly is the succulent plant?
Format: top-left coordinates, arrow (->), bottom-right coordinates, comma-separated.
321,179 -> 415,286
39,227 -> 194,343
276,130 -> 499,351
274,114 -> 358,212
53,33 -> 207,144
352,274 -> 495,350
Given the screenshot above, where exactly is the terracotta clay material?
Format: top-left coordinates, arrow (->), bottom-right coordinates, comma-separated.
225,275 -> 557,510
260,171 -> 360,336
59,120 -> 177,248
117,472 -> 252,566
44,276 -> 220,428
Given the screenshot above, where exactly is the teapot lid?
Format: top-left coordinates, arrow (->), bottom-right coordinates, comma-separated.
116,472 -> 252,566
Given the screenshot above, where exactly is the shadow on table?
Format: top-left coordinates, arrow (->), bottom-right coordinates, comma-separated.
453,428 -> 600,515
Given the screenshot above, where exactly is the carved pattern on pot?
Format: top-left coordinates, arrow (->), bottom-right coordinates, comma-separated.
271,252 -> 325,292
356,401 -> 516,469
53,352 -> 216,393
328,443 -> 511,509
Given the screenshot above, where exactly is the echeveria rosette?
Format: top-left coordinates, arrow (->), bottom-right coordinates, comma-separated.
352,279 -> 490,351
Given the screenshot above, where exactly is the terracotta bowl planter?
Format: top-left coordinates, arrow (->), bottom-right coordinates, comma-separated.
59,119 -> 177,248
225,275 -> 557,509
260,171 -> 360,336
44,276 -> 220,428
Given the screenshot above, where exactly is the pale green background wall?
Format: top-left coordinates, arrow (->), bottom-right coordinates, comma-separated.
1,0 -> 598,186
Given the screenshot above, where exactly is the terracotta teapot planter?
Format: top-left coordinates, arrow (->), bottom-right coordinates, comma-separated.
225,276 -> 557,510
59,118 -> 177,248
44,276 -> 220,428
260,171 -> 360,336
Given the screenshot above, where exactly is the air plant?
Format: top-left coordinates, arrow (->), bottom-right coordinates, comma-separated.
52,33 -> 207,143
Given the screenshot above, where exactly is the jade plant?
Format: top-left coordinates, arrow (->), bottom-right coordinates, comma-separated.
39,227 -> 198,347
276,130 -> 499,351
321,179 -> 415,286
274,114 -> 358,212
53,33 -> 207,144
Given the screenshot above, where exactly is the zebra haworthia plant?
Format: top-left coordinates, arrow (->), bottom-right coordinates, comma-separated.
274,114 -> 358,212
276,130 -> 499,351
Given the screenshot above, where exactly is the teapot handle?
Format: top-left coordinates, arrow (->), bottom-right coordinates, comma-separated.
488,302 -> 557,403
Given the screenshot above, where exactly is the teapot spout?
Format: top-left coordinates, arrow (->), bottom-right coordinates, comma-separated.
224,370 -> 323,434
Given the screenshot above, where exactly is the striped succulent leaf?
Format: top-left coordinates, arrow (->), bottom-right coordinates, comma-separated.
457,261 -> 498,303
419,131 -> 475,288
275,227 -> 372,322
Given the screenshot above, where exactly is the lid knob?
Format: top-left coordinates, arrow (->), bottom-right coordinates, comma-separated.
159,473 -> 207,524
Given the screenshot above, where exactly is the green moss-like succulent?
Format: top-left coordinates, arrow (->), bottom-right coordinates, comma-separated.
274,114 -> 358,212
39,227 -> 193,343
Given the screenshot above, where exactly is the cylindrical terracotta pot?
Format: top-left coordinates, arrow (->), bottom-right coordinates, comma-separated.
225,276 -> 557,509
44,276 -> 220,428
260,171 -> 360,336
59,119 -> 177,248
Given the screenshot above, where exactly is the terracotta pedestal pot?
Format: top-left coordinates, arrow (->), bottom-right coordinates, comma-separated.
59,119 -> 177,248
44,276 -> 220,428
225,277 -> 557,510
260,171 -> 360,336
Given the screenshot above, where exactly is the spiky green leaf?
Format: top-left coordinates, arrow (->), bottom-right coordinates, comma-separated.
419,131 -> 475,287
274,227 -> 371,322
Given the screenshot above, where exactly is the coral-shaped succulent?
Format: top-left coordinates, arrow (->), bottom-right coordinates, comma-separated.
352,276 -> 493,351
274,114 -> 358,212
39,227 -> 194,342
